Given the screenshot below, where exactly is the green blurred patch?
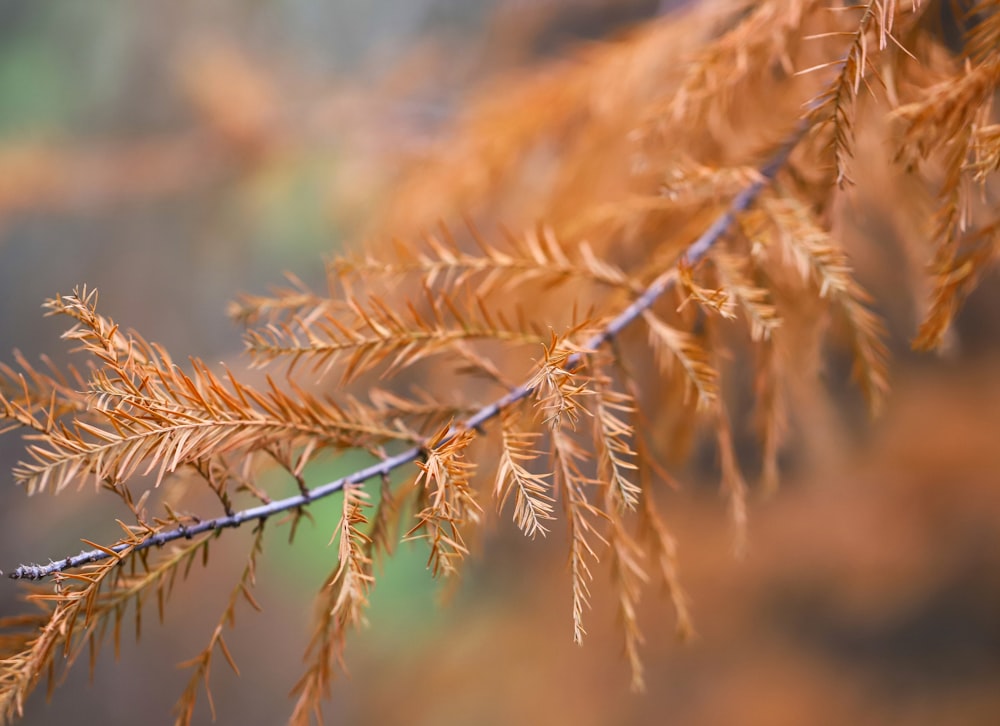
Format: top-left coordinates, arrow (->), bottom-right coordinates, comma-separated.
240,154 -> 344,272
0,2 -> 133,138
0,36 -> 73,137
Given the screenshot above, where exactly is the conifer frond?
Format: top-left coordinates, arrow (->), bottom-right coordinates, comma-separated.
893,48 -> 1000,348
44,286 -> 138,369
245,288 -> 546,383
0,351 -> 88,435
592,376 -> 641,513
915,217 -> 1000,350
604,508 -> 648,693
806,0 -> 921,186
761,195 -> 890,413
329,485 -> 374,637
642,310 -> 719,409
367,387 -> 474,441
660,160 -> 766,206
677,262 -> 738,321
228,275 -> 342,327
528,333 -> 596,430
290,483 -> 373,726
405,426 -> 482,579
964,0 -> 1000,65
753,340 -> 788,496
589,371 -> 648,690
712,252 -> 783,342
969,123 -> 1000,181
714,404 -> 750,555
365,472 -> 406,564
552,429 -> 606,645
670,0 -> 821,124
894,55 -> 999,164
14,360 -> 415,497
334,225 -> 641,297
495,412 -> 555,538
636,486 -> 695,643
6,289 -> 426,503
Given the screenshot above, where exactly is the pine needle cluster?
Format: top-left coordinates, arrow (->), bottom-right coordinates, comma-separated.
2,0 -> 998,723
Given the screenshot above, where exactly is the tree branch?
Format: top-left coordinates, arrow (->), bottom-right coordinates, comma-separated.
7,120 -> 805,581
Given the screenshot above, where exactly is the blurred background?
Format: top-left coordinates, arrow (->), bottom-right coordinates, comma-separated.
2,1 -> 1000,724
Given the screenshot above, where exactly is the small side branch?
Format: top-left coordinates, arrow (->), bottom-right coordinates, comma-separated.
9,121 -> 805,581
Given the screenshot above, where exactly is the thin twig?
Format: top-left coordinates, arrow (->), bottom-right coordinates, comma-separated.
8,121 -> 805,581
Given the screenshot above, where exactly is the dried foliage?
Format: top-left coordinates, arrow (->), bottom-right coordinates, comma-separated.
2,1 -> 999,724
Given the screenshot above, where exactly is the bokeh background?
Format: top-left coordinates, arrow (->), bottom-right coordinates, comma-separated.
2,2 -> 1000,724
